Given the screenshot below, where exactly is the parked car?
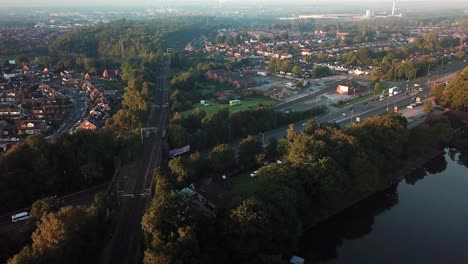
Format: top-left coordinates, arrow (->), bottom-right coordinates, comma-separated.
250,171 -> 258,178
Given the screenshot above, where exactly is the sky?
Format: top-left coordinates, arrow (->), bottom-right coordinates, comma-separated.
1,0 -> 466,8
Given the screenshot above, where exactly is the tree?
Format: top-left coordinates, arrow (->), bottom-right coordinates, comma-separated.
455,50 -> 465,60
168,124 -> 188,148
238,136 -> 263,168
287,133 -> 328,167
154,168 -> 174,198
374,82 -> 383,95
291,65 -> 302,75
265,138 -> 278,160
208,144 -> 235,172
286,124 -> 296,142
30,197 -> 61,226
423,101 -> 433,113
268,58 -> 279,72
168,157 -> 190,185
303,120 -> 318,135
105,109 -> 141,135
141,194 -> 199,264
436,67 -> 468,110
222,197 -> 273,261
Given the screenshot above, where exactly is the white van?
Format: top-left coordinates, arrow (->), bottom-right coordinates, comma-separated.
11,212 -> 30,223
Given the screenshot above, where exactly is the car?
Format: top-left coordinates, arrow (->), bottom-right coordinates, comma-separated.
418,87 -> 424,92
11,137 -> 19,142
407,104 -> 414,109
276,160 -> 282,164
250,171 -> 258,177
302,123 -> 307,127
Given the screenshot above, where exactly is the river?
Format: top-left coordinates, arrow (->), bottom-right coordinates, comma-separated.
300,147 -> 468,264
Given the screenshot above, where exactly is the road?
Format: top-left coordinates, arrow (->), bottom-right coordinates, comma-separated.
103,56 -> 169,264
47,84 -> 86,141
272,78 -> 343,110
257,76 -> 442,146
0,182 -> 109,234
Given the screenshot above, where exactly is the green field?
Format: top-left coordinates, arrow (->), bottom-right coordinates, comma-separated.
183,96 -> 277,116
231,172 -> 259,198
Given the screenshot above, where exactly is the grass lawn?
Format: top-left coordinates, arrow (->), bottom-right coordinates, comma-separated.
183,96 -> 277,116
231,172 -> 259,198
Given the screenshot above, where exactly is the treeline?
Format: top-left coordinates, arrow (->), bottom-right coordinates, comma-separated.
169,105 -> 325,151
0,39 -> 47,56
43,18 -> 215,70
431,66 -> 468,111
143,115 -> 453,263
6,194 -> 117,264
309,31 -> 464,81
0,131 -> 117,213
167,135 -> 266,186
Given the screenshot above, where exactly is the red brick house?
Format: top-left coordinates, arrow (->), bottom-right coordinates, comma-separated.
78,119 -> 98,131
18,120 -> 47,135
336,80 -> 367,95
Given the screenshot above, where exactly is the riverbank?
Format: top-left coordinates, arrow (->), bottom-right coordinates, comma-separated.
302,109 -> 468,231
302,144 -> 446,231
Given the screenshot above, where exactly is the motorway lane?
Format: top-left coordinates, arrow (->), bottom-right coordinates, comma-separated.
261,88 -> 432,144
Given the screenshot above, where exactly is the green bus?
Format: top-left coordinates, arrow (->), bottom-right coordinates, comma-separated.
229,99 -> 241,106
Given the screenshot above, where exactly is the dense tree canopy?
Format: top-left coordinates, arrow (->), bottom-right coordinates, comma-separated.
0,131 -> 117,213
431,67 -> 468,110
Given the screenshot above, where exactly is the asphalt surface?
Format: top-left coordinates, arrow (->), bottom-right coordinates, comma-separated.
0,183 -> 109,234
257,75 -> 448,146
47,84 -> 86,141
272,78 -> 343,110
103,59 -> 169,264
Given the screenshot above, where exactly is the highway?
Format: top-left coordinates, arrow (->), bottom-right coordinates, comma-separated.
257,77 -> 441,146
103,57 -> 169,264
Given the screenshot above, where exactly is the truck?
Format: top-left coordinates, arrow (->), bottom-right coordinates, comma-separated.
415,97 -> 422,105
388,86 -> 400,96
407,97 -> 422,109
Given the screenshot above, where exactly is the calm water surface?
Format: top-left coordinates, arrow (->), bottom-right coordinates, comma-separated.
300,148 -> 468,264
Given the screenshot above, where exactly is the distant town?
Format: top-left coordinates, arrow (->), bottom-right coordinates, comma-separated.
0,2 -> 467,264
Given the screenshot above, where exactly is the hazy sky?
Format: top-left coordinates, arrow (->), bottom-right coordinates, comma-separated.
1,0 -> 467,7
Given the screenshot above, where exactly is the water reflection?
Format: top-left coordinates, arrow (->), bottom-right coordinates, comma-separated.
299,148 -> 468,263
456,147 -> 468,168
405,167 -> 427,185
299,185 -> 399,262
405,150 -> 447,185
423,151 -> 447,174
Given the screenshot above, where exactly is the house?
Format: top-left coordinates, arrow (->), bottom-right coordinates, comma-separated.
206,69 -> 258,89
0,107 -> 22,119
0,120 -> 17,138
178,179 -> 226,210
18,120 -> 46,135
336,79 -> 367,95
78,118 -> 98,131
32,106 -> 46,119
